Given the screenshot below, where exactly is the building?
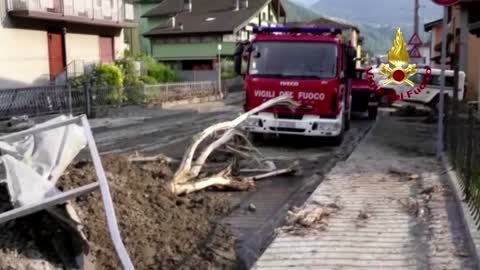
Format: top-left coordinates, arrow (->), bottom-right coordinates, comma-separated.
424,0 -> 480,101
287,17 -> 363,68
455,0 -> 480,102
424,19 -> 444,69
137,0 -> 286,71
0,0 -> 137,89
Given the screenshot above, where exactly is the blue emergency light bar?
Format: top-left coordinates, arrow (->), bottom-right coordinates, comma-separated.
253,26 -> 342,35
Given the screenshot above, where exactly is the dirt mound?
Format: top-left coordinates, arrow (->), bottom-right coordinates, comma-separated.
0,155 -> 238,270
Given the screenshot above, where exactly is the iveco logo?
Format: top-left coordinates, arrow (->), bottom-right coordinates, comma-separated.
280,81 -> 299,87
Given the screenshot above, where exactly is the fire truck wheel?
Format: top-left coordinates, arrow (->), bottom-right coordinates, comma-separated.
331,130 -> 344,146
331,115 -> 345,146
368,107 -> 378,120
345,110 -> 351,131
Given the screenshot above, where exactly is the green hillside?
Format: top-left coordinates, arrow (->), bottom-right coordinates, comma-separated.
281,0 -> 319,22
283,0 -> 438,54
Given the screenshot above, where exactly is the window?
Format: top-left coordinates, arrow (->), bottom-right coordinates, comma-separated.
410,73 -> 455,88
262,12 -> 266,20
249,42 -> 338,79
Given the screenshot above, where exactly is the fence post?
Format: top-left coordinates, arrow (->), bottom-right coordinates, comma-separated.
465,107 -> 474,201
450,50 -> 460,166
84,84 -> 92,118
68,83 -> 73,116
165,84 -> 169,102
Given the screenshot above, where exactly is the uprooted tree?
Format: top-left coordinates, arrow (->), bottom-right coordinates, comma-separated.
129,95 -> 300,195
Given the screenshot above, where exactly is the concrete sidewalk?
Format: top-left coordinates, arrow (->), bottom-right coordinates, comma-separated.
253,115 -> 478,269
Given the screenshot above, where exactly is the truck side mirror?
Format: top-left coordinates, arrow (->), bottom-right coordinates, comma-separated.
234,43 -> 244,75
346,47 -> 357,78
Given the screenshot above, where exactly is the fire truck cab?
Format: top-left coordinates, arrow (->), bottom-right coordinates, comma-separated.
234,27 -> 357,145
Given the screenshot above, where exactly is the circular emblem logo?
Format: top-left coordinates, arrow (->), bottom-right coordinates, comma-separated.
431,0 -> 459,6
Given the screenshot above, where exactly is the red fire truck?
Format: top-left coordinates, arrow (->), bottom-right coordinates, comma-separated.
351,69 -> 380,119
234,27 -> 357,145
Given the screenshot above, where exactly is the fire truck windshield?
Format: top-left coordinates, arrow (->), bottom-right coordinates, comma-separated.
248,41 -> 338,79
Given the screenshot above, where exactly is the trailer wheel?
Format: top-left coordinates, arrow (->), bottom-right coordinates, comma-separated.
368,107 -> 378,120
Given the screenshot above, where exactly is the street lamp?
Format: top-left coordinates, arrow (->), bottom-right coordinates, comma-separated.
217,44 -> 222,96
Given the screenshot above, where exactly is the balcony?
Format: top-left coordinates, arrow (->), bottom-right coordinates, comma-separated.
7,0 -> 137,28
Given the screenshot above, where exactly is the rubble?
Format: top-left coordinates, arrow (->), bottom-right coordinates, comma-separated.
166,95 -> 299,195
277,202 -> 341,236
0,155 -> 238,270
58,155 -> 239,270
0,96 -> 301,269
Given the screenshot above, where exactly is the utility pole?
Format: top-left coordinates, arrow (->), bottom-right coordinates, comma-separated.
414,0 -> 420,35
217,44 -> 222,96
437,6 -> 449,158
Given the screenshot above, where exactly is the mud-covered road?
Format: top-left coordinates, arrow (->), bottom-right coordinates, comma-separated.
89,92 -> 374,269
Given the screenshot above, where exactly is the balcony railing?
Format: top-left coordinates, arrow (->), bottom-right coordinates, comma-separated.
7,0 -> 136,25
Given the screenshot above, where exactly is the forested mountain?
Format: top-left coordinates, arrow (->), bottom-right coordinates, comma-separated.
285,0 -> 443,53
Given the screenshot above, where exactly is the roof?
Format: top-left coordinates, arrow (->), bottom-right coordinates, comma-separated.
142,0 -> 184,17
143,0 -> 285,36
424,19 -> 442,32
305,17 -> 360,33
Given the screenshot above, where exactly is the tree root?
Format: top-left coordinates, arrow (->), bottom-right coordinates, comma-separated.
139,96 -> 300,195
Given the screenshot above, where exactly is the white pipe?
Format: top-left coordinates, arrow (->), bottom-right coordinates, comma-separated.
80,116 -> 135,270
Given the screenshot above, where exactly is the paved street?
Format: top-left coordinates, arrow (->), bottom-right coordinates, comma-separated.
254,114 -> 477,270
88,92 -> 375,268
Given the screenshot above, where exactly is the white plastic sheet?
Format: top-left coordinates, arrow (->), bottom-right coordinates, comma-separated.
0,115 -> 87,207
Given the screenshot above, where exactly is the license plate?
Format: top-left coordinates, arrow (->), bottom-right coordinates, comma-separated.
368,102 -> 379,106
278,121 -> 296,129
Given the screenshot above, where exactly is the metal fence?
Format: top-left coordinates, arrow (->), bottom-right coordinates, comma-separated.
0,85 -> 85,120
177,70 -> 219,82
143,81 -> 222,104
0,80 -> 222,120
446,101 -> 480,226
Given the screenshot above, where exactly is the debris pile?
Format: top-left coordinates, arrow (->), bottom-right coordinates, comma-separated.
397,185 -> 447,222
0,155 -> 238,270
0,96 -> 300,269
136,95 -> 299,195
278,202 -> 341,236
58,155 -> 238,270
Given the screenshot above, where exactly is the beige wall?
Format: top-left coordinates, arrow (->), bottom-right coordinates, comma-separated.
66,32 -> 125,65
0,27 -> 50,88
451,5 -> 480,101
0,28 -> 125,89
65,33 -> 100,65
115,31 -> 125,59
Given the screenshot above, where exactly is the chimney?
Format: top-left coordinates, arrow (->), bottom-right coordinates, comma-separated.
234,0 -> 239,11
240,0 -> 248,9
184,0 -> 192,12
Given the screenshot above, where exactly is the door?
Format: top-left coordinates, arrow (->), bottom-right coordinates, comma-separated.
47,32 -> 66,80
99,36 -> 114,63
